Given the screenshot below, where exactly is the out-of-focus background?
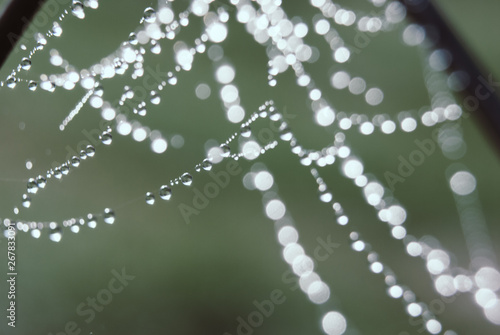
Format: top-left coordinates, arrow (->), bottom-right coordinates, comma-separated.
0,0 -> 500,334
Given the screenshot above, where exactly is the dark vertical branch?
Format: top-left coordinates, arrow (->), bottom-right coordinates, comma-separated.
0,0 -> 47,68
399,0 -> 500,153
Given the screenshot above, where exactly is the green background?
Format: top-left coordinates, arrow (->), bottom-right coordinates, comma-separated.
0,0 -> 500,334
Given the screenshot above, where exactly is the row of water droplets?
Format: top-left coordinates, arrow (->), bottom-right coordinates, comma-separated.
143,101 -> 281,206
245,163 -> 354,335
2,100 -> 282,240
417,38 -> 500,324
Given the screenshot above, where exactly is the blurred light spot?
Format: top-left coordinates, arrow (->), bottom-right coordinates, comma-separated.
475,267 -> 500,291
322,311 -> 347,335
266,199 -> 286,220
216,64 -> 235,84
342,159 -> 363,179
195,83 -> 211,100
254,171 -> 274,191
151,138 -> 167,153
227,105 -> 245,123
278,226 -> 298,246
365,88 -> 384,106
435,275 -> 456,297
449,171 -> 476,196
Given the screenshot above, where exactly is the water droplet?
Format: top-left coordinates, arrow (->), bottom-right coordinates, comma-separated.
150,91 -> 161,104
27,178 -> 38,194
71,1 -> 85,19
181,173 -> 193,186
100,132 -> 112,145
6,76 -> 16,89
145,192 -> 155,205
241,125 -> 251,137
269,109 -> 282,121
28,80 -> 38,91
22,194 -> 31,208
80,150 -> 88,160
280,127 -> 293,141
70,156 -> 80,167
53,167 -> 62,179
35,33 -> 47,45
85,145 -> 95,157
150,42 -> 161,54
202,159 -> 212,171
36,175 -> 46,188
21,57 -> 31,70
159,185 -> 172,200
167,76 -> 177,85
319,191 -> 333,203
143,7 -> 156,23
104,208 -> 115,224
87,214 -> 97,228
61,164 -> 70,175
52,22 -> 63,37
128,32 -> 138,45
220,144 -> 230,157
49,226 -> 62,242
94,85 -> 104,96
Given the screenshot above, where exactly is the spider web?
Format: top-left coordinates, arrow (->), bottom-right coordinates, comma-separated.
1,0 -> 500,334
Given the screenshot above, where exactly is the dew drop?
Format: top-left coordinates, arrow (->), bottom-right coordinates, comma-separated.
94,85 -> 104,96
181,173 -> 193,186
6,76 -> 16,89
103,208 -> 115,224
53,167 -> 62,179
145,192 -> 155,205
280,127 -> 293,141
21,57 -> 31,70
28,80 -> 38,91
159,185 -> 172,200
202,159 -> 212,171
320,191 -> 333,203
71,1 -> 85,19
22,194 -> 31,208
49,226 -> 62,242
80,150 -> 88,160
61,164 -> 70,175
143,7 -> 156,23
87,214 -> 97,228
220,144 -> 230,157
128,32 -> 138,45
27,178 -> 38,194
36,175 -> 46,188
150,91 -> 161,104
85,145 -> 95,157
52,22 -> 63,37
100,132 -> 112,145
240,125 -> 251,137
70,156 -> 80,167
